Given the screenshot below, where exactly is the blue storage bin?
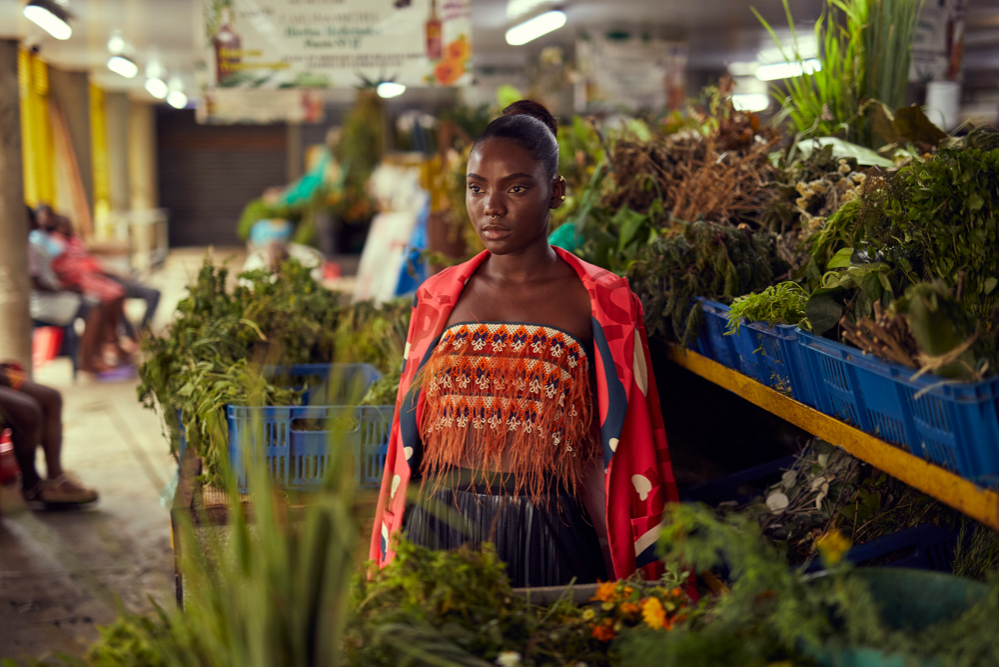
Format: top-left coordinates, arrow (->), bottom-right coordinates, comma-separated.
743,323 -> 818,407
176,363 -> 392,490
804,523 -> 957,573
798,329 -> 999,485
227,404 -> 392,492
697,299 -> 743,371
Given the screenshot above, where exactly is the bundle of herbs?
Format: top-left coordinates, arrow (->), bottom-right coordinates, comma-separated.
138,256 -> 410,486
621,503 -> 999,667
347,537 -> 691,667
803,140 -> 999,377
724,439 -> 999,575
626,219 -> 789,346
601,83 -> 781,232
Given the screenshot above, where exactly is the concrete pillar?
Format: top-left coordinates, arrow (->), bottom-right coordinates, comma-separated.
0,40 -> 33,372
127,101 -> 157,212
287,121 -> 303,183
105,92 -> 131,215
47,67 -> 94,213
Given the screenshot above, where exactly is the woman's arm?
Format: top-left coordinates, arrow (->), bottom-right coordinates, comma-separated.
579,455 -> 614,578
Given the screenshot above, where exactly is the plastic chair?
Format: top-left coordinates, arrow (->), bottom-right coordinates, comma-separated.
32,319 -> 79,381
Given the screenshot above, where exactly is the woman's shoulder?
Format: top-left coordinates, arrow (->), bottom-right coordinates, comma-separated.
412,251 -> 489,304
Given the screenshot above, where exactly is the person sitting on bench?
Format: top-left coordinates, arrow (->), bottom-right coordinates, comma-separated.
0,363 -> 98,507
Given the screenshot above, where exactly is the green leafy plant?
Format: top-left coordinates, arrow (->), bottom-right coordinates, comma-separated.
627,220 -> 790,346
726,282 -> 810,333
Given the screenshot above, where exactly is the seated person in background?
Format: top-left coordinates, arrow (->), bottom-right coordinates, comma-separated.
242,218 -> 324,280
46,212 -> 161,338
0,362 -> 98,507
29,208 -> 127,373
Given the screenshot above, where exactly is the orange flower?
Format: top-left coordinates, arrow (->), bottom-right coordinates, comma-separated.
592,581 -> 617,603
591,619 -> 616,642
445,36 -> 470,62
434,58 -> 465,86
641,597 -> 667,630
670,587 -> 684,598
620,602 -> 641,616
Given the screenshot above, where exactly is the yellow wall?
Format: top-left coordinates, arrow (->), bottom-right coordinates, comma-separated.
18,49 -> 55,208
89,82 -> 112,238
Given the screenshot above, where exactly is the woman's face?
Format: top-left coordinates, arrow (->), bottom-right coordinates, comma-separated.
466,138 -> 563,256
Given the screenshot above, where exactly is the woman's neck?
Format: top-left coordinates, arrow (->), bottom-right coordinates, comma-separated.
484,235 -> 558,285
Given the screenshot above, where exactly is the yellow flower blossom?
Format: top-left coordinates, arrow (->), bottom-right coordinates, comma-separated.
641,597 -> 667,630
816,529 -> 852,564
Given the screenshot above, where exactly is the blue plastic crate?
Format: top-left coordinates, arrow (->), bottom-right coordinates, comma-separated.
176,363 -> 390,490
798,329 -> 999,485
736,322 -> 817,407
697,299 -> 743,371
804,524 -> 957,573
227,404 -> 392,492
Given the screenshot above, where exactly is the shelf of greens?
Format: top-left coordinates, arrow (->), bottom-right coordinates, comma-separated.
138,256 -> 409,490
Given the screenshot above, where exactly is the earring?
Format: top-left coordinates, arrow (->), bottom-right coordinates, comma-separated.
560,195 -> 566,201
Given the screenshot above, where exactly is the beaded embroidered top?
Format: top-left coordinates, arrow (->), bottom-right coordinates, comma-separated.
418,322 -> 595,502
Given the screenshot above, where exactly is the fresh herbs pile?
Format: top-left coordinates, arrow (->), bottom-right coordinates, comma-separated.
138,256 -> 409,486
627,220 -> 789,346
347,537 -> 691,667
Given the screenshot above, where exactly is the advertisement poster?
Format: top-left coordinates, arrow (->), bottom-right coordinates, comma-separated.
201,0 -> 473,90
576,32 -> 687,112
197,89 -> 326,124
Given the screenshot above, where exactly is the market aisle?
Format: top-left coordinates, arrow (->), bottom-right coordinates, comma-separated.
0,357 -> 176,660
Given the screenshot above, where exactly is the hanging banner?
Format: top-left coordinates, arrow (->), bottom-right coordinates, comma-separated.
197,88 -> 326,124
576,32 -> 687,112
200,0 -> 472,90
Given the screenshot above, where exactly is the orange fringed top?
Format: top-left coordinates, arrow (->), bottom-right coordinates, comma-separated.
418,322 -> 596,503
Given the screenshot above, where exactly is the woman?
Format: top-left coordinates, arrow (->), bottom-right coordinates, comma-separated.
370,101 -> 678,586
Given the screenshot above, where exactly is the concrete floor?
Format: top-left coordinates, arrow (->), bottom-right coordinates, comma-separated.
0,248 -> 250,662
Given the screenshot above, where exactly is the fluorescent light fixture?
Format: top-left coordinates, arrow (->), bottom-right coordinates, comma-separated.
731,94 -> 770,112
23,0 -> 72,40
506,0 -> 551,19
505,10 -> 566,46
727,61 -> 759,77
167,90 -> 188,109
755,58 -> 821,81
107,55 -> 138,78
145,77 -> 168,99
107,31 -> 125,54
376,81 -> 406,99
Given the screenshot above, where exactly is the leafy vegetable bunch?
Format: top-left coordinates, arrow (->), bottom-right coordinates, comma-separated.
626,220 -> 789,346
726,282 -> 809,332
137,257 -> 410,486
621,503 -> 999,667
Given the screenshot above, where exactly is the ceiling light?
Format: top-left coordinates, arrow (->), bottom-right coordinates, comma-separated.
731,94 -> 770,112
755,58 -> 821,81
107,55 -> 138,78
727,61 -> 759,77
506,0 -> 551,19
167,90 -> 188,109
145,77 -> 168,99
107,31 -> 125,54
505,10 -> 566,46
376,81 -> 406,99
23,0 -> 72,40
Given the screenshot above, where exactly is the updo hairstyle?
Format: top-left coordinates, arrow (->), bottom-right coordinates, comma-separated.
473,100 -> 560,181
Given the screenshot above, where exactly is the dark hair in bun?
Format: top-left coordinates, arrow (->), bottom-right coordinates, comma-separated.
473,99 -> 559,180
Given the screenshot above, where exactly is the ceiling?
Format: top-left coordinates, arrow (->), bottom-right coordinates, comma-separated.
1,0 -> 997,102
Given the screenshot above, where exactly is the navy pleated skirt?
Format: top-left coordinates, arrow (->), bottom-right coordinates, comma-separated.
404,468 -> 607,588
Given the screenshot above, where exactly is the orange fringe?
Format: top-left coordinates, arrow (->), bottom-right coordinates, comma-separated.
417,323 -> 595,504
